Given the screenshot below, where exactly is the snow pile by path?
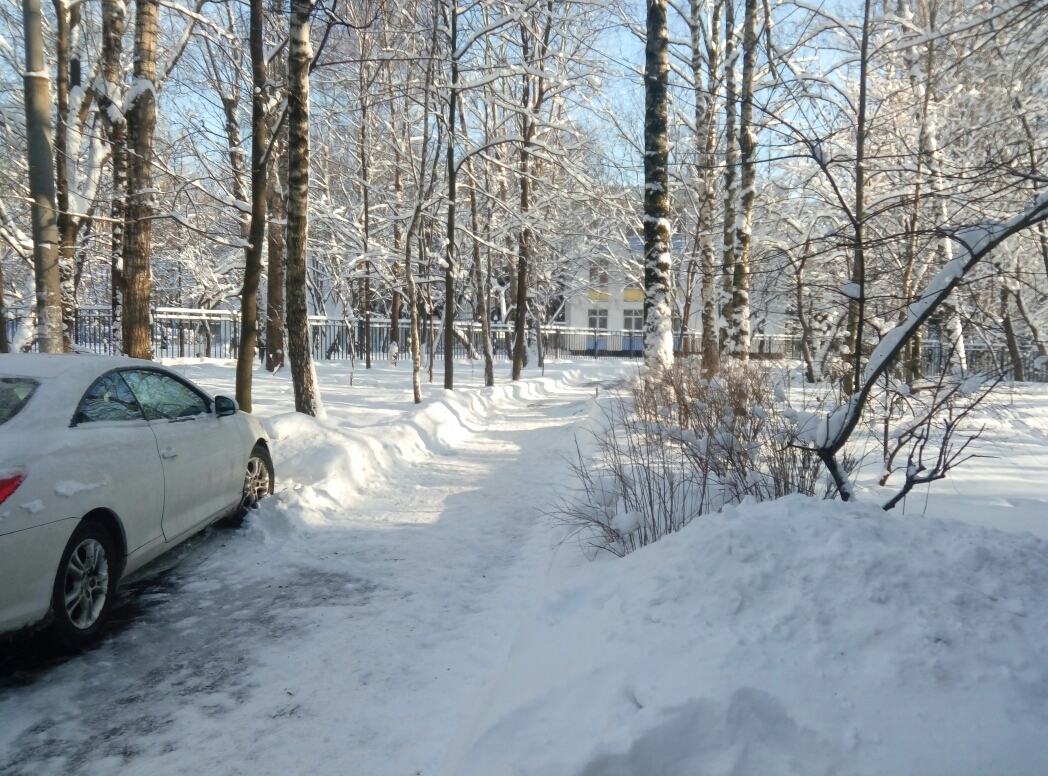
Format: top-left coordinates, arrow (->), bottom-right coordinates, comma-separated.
258,369 -> 609,527
448,495 -> 1048,776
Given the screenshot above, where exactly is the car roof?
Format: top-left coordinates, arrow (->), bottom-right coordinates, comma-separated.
0,355 -> 208,433
0,353 -> 158,380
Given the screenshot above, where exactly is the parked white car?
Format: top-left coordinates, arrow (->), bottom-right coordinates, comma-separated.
0,354 -> 273,648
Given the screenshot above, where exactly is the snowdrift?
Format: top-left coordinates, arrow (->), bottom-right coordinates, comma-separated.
447,495 -> 1048,776
256,367 -> 613,529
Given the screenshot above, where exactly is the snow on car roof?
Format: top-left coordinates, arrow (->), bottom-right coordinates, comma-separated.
0,355 -> 186,435
0,354 -> 156,380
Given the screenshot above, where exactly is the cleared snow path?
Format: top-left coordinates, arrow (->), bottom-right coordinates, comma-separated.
0,362 -> 626,776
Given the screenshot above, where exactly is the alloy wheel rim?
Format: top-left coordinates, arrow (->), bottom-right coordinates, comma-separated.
64,538 -> 109,630
242,456 -> 271,510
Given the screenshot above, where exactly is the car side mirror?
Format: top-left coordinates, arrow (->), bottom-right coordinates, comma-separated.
214,395 -> 238,417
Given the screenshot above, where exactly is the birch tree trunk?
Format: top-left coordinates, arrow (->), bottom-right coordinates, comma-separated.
642,0 -> 674,369
694,0 -> 721,376
236,0 -> 268,411
22,0 -> 63,353
286,0 -> 323,415
122,0 -> 160,359
720,0 -> 737,359
731,0 -> 758,360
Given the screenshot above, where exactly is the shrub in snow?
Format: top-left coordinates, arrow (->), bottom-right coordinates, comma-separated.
557,359 -> 836,556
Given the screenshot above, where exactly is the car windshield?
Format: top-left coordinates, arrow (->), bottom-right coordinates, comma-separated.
0,377 -> 39,425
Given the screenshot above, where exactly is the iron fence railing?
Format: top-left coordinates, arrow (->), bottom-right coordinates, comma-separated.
3,306 -> 1046,381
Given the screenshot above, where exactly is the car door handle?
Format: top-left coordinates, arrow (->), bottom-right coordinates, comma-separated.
160,447 -> 178,459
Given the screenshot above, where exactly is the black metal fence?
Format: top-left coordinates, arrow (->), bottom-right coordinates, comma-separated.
3,306 -> 1047,381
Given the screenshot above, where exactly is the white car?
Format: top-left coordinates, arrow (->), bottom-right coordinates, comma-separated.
0,354 -> 273,649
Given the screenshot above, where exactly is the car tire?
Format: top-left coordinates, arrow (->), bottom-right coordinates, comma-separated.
50,520 -> 119,651
226,444 -> 274,526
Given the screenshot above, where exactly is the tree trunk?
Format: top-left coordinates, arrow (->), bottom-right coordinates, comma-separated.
642,0 -> 673,369
265,0 -> 287,373
693,0 -> 721,376
236,0 -> 268,411
844,0 -> 872,395
22,0 -> 63,353
1001,289 -> 1024,382
390,87 -> 403,350
405,236 -> 422,402
467,154 -> 493,386
512,147 -> 530,380
285,0 -> 323,415
0,255 -> 7,353
443,0 -> 459,390
512,35 -> 532,382
96,0 -> 126,354
1013,286 -> 1047,357
265,127 -> 287,371
53,0 -> 80,351
732,0 -> 757,360
121,0 -> 159,359
720,0 -> 737,359
359,76 -> 372,370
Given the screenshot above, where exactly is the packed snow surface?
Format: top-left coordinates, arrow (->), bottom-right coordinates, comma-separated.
2,361 -> 1048,775
449,496 -> 1048,775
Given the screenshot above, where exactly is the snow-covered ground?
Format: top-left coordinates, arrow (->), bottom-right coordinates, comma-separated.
2,360 -> 1048,775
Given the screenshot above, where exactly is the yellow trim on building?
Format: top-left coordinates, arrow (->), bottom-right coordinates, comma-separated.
623,287 -> 644,302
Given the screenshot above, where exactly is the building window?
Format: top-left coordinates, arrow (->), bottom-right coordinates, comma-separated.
623,309 -> 643,331
588,309 -> 608,330
588,259 -> 609,285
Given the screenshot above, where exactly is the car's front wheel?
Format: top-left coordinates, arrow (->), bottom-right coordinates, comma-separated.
51,520 -> 119,650
231,444 -> 274,524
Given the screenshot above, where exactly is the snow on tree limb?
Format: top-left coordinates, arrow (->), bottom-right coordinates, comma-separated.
815,191 -> 1048,478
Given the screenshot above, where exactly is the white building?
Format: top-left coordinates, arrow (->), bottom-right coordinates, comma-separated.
563,236 -> 701,335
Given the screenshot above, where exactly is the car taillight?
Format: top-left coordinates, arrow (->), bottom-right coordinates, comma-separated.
0,469 -> 26,506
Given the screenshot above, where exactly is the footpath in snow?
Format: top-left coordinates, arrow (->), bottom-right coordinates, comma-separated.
0,360 -> 630,776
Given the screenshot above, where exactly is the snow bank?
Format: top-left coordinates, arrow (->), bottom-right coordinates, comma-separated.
448,495 -> 1048,776
255,368 -> 607,532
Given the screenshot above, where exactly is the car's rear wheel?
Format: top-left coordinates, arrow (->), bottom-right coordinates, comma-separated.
51,520 -> 119,650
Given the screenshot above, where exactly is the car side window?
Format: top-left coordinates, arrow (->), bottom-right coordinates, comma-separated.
122,370 -> 209,421
73,372 -> 145,424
